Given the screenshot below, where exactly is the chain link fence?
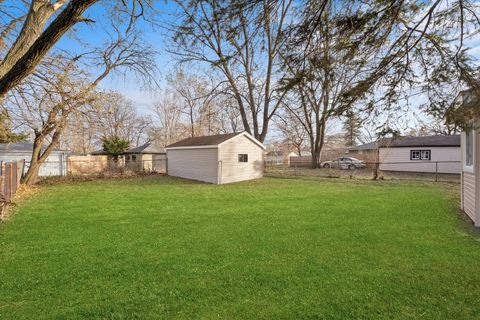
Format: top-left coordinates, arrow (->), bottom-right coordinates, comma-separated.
265,159 -> 461,183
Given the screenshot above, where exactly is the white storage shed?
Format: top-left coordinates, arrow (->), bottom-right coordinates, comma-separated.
165,132 -> 265,184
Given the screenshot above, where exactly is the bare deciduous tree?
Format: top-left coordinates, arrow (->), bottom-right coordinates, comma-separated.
275,107 -> 307,156
0,0 -> 155,99
91,91 -> 150,146
168,70 -> 211,137
170,0 -> 294,142
152,90 -> 185,147
6,30 -> 156,184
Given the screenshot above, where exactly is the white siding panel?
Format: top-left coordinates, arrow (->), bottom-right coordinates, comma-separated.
379,147 -> 461,174
0,152 -> 67,176
462,172 -> 476,222
167,148 -> 218,184
218,135 -> 264,184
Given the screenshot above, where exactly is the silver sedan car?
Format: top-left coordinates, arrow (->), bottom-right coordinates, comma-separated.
321,157 -> 366,170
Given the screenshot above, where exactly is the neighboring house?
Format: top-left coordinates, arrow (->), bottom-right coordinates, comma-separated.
0,142 -> 69,177
124,143 -> 166,172
265,151 -> 284,165
347,141 -> 379,166
379,135 -> 461,174
348,141 -> 379,154
165,132 -> 265,184
90,149 -> 108,156
265,150 -> 298,165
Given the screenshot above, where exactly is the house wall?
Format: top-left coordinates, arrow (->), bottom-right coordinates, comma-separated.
265,154 -> 283,165
152,154 -> 166,173
378,146 -> 461,174
140,154 -> 152,171
167,148 -> 218,184
135,154 -> 166,172
0,151 -> 67,176
461,125 -> 479,226
462,171 -> 476,222
218,135 -> 264,184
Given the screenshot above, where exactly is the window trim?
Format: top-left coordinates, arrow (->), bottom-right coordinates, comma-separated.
238,154 -> 248,163
410,149 -> 431,161
464,129 -> 475,173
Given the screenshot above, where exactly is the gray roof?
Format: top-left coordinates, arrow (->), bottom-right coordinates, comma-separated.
125,143 -> 166,154
0,142 -> 69,153
166,132 -> 243,148
349,135 -> 460,151
90,149 -> 108,155
382,135 -> 460,148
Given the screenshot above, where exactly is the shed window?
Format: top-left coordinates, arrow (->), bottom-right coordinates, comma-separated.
238,154 -> 248,163
410,149 -> 430,160
132,155 -> 137,161
465,130 -> 473,167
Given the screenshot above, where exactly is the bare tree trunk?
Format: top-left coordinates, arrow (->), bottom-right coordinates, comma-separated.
21,133 -> 46,185
22,162 -> 41,185
0,0 -> 98,99
0,0 -> 66,79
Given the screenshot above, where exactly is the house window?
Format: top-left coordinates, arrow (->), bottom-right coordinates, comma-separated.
465,130 -> 473,167
238,154 -> 248,163
410,149 -> 431,160
131,155 -> 137,162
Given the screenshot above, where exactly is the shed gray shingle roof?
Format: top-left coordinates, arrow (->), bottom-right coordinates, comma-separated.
166,132 -> 243,148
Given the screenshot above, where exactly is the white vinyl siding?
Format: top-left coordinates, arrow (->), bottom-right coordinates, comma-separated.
218,135 -> 264,184
379,147 -> 461,174
461,125 -> 479,226
0,151 -> 67,177
167,148 -> 218,184
462,171 -> 476,222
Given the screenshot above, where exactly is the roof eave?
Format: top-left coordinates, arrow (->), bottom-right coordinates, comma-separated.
217,131 -> 266,150
380,144 -> 460,148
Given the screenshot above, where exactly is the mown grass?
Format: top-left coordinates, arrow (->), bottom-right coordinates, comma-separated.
0,176 -> 479,319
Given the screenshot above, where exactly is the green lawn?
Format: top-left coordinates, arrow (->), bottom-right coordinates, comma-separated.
1,176 -> 479,319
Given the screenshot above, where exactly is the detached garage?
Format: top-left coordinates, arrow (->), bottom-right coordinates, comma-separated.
165,132 -> 265,184
378,135 -> 461,174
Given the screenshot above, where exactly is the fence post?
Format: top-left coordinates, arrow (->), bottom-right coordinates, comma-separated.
435,162 -> 438,182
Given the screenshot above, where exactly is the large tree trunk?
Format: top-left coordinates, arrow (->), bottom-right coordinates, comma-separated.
21,134 -> 44,185
0,0 -> 64,79
0,0 -> 98,99
22,162 -> 41,185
